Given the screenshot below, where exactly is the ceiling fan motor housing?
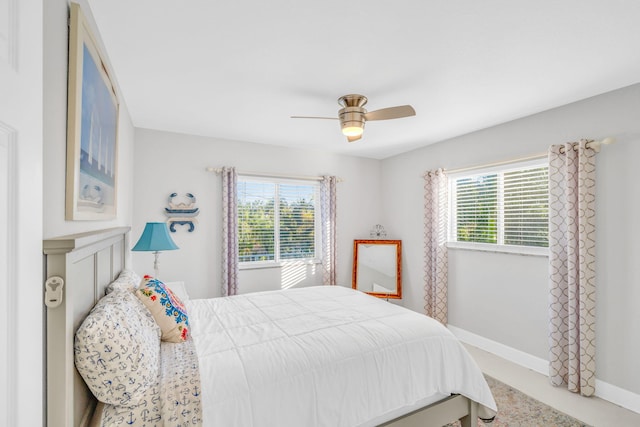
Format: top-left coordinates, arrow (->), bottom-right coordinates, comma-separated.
339,94 -> 367,134
339,106 -> 366,133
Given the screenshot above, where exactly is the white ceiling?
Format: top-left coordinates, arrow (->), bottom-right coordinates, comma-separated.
87,0 -> 640,159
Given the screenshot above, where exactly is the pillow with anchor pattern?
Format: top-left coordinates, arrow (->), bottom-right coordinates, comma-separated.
74,288 -> 161,407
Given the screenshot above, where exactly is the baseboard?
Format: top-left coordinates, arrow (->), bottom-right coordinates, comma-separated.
447,325 -> 549,375
447,325 -> 640,415
594,379 -> 640,415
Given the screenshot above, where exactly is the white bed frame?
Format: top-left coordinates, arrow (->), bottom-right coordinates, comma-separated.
43,227 -> 479,427
44,227 -> 130,427
382,394 -> 478,427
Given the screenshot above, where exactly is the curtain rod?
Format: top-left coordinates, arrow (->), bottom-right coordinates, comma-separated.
444,137 -> 614,175
445,152 -> 547,175
205,167 -> 342,182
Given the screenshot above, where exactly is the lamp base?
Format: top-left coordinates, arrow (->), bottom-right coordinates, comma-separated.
153,251 -> 160,279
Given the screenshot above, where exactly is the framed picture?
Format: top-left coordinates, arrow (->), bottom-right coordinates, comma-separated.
65,2 -> 119,220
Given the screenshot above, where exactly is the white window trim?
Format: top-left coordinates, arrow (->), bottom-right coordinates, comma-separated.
447,241 -> 549,257
237,175 -> 322,267
447,158 -> 549,256
239,258 -> 322,271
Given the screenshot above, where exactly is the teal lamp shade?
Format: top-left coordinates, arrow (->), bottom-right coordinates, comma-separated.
132,222 -> 179,278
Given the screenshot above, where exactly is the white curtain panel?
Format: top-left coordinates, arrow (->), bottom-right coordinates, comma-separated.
423,169 -> 448,324
548,140 -> 596,396
320,176 -> 337,286
221,167 -> 239,296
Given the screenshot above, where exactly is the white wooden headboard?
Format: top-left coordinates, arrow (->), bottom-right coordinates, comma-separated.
44,227 -> 131,427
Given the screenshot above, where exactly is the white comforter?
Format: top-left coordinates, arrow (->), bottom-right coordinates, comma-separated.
188,286 -> 496,427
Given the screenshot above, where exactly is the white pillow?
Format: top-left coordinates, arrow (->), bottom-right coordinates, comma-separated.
75,289 -> 161,407
105,270 -> 142,294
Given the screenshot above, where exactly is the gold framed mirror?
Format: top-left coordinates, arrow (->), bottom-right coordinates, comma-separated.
352,239 -> 402,299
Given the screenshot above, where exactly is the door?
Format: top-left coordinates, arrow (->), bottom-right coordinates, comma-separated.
0,0 -> 43,425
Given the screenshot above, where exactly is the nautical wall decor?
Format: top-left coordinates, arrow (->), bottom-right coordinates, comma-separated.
165,193 -> 200,232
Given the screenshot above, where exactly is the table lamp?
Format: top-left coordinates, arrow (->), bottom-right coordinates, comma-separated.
132,222 -> 179,278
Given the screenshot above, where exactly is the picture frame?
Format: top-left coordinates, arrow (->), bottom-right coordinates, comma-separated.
65,2 -> 119,220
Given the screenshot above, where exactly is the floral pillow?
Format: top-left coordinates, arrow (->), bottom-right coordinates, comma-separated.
136,276 -> 189,342
164,281 -> 190,302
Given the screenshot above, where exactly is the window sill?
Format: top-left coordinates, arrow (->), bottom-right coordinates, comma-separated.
239,258 -> 321,270
447,241 -> 548,257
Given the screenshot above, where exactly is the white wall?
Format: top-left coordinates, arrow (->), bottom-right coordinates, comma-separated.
133,128 -> 382,299
43,0 -> 135,239
382,83 -> 640,397
41,1 -> 135,424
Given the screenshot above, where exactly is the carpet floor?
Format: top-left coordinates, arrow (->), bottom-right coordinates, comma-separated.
445,375 -> 590,427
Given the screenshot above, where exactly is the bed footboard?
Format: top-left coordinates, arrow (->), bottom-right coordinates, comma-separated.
379,394 -> 479,427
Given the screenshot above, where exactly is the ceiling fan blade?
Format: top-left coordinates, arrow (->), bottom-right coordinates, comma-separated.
290,115 -> 338,120
364,105 -> 416,121
347,134 -> 362,143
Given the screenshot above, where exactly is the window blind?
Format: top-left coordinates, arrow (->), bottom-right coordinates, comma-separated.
503,167 -> 548,247
455,174 -> 498,243
238,178 -> 319,263
278,184 -> 316,260
238,181 -> 275,262
451,163 -> 548,248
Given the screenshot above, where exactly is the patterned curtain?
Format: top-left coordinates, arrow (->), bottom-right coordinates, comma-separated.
320,176 -> 337,285
423,169 -> 448,324
548,140 -> 596,396
221,167 -> 239,296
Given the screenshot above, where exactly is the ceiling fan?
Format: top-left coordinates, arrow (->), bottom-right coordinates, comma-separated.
291,94 -> 416,142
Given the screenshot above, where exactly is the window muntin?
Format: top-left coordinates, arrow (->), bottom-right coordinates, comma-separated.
237,176 -> 320,265
449,161 -> 549,250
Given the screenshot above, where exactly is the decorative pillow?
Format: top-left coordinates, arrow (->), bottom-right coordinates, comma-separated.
74,289 -> 161,407
136,276 -> 190,342
105,269 -> 142,294
164,281 -> 190,302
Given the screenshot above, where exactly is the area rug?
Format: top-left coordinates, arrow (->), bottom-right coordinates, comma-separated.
445,375 -> 590,427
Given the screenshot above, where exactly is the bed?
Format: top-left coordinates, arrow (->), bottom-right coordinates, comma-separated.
44,228 -> 497,427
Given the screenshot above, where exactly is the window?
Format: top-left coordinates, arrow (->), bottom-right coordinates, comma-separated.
449,160 -> 549,253
237,176 -> 321,266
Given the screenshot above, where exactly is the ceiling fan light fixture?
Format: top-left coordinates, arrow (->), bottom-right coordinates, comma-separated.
342,125 -> 364,137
